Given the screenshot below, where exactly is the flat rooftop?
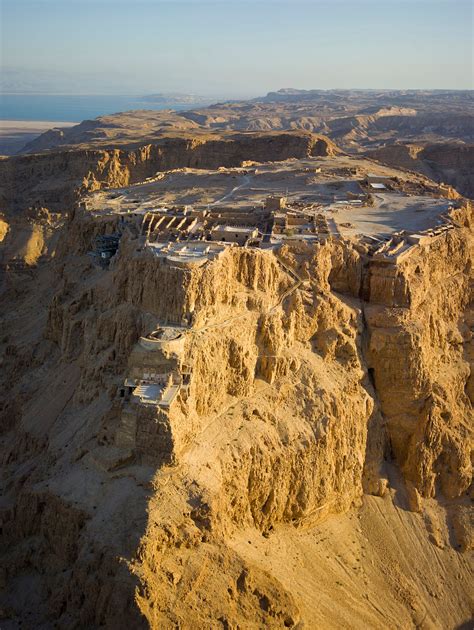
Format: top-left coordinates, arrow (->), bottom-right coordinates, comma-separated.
132,383 -> 163,404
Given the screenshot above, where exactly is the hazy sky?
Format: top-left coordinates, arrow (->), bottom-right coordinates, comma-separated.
1,0 -> 473,95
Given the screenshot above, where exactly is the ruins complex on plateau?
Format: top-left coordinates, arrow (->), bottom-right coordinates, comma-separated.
0,104 -> 472,628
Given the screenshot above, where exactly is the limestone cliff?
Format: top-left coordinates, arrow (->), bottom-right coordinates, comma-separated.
0,131 -> 337,210
368,142 -> 474,199
366,229 -> 473,502
1,195 -> 472,628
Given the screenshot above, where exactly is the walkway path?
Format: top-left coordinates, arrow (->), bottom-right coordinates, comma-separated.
209,175 -> 252,206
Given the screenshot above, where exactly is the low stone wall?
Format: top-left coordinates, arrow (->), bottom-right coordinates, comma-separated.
138,334 -> 185,356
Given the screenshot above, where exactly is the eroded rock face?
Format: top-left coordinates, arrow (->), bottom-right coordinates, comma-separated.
369,142 -> 474,199
0,192 -> 472,628
129,213 -> 472,628
365,228 -> 473,499
0,131 -> 337,210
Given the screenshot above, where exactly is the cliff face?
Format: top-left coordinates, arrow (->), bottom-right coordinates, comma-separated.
366,231 -> 473,502
1,159 -> 472,630
129,218 -> 473,628
368,142 -> 474,199
0,206 -> 64,268
0,132 -> 337,210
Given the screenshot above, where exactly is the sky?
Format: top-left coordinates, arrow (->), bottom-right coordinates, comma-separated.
1,0 -> 473,96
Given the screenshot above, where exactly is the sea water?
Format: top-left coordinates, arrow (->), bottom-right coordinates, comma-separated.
0,94 -> 209,122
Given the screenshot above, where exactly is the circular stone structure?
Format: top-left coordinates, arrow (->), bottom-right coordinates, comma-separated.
149,328 -> 182,341
138,327 -> 185,354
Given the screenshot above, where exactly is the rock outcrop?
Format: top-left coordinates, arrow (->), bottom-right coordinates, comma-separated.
0,123 -> 472,629
1,195 -> 472,627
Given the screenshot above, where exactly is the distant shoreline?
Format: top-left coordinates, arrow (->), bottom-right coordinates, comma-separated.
0,120 -> 77,155
0,93 -> 212,124
0,120 -> 77,129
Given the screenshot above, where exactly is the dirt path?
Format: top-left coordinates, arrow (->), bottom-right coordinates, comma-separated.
209,174 -> 252,206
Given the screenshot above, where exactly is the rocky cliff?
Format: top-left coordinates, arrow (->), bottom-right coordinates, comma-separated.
1,193 -> 472,627
0,131 -> 337,211
368,142 -> 474,199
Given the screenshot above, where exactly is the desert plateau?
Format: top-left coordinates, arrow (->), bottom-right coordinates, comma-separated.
1,88 -> 473,628
1,0 -> 473,628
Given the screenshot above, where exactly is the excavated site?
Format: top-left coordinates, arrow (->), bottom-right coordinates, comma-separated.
0,127 -> 473,629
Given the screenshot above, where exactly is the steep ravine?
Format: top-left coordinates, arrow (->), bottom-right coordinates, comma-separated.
1,201 -> 472,628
